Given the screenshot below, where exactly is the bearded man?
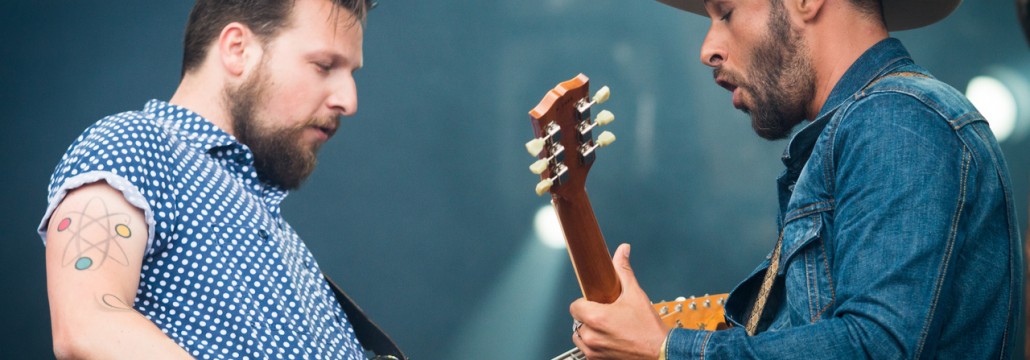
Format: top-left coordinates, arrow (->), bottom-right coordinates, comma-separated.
37,0 -> 402,358
568,0 -> 1023,358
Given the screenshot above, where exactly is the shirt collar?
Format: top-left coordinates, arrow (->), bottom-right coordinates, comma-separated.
781,38 -> 915,170
143,99 -> 240,152
143,99 -> 289,205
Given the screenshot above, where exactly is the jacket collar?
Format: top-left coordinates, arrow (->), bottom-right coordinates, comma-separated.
781,38 -> 915,170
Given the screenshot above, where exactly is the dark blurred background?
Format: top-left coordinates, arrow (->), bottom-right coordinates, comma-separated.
2,0 -> 1028,358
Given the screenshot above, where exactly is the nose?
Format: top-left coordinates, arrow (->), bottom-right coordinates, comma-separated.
328,75 -> 358,117
699,25 -> 725,68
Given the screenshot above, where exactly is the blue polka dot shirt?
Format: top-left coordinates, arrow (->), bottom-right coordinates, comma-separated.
39,100 -> 365,359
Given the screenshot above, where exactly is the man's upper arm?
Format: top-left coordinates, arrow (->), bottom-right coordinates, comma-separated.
45,181 -> 149,324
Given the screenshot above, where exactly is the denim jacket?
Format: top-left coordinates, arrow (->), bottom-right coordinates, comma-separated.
666,38 -> 1023,359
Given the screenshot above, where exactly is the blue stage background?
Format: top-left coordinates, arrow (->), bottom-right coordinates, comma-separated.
2,1 -> 1027,358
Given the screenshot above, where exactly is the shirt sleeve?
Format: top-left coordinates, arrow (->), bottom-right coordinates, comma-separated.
38,113 -> 174,255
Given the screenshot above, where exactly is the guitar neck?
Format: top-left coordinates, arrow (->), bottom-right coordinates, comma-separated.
553,190 -> 620,304
530,75 -> 729,360
526,74 -> 621,304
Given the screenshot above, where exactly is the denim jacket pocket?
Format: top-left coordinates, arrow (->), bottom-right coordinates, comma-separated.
778,208 -> 835,325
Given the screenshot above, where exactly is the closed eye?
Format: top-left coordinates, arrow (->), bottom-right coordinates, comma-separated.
720,10 -> 733,22
315,62 -> 332,74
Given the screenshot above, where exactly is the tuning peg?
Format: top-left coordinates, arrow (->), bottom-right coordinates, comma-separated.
529,159 -> 548,174
535,178 -> 554,196
596,131 -> 616,147
592,86 -> 610,104
525,138 -> 545,157
595,110 -> 614,126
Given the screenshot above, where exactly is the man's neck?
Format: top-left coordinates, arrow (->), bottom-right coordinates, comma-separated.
169,71 -> 235,136
803,4 -> 888,120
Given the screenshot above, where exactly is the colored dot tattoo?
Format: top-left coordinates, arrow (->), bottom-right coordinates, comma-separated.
75,257 -> 93,270
60,197 -> 133,271
57,218 -> 71,231
115,224 -> 131,238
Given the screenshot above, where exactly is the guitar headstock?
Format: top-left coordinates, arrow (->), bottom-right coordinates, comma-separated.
527,74 -> 616,197
653,293 -> 730,331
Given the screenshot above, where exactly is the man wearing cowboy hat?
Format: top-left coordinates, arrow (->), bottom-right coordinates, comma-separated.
569,0 -> 1024,358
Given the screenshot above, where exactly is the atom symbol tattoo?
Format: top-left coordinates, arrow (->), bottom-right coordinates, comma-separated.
56,197 -> 133,271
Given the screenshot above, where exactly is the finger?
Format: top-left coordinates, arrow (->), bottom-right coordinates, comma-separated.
571,324 -> 588,356
570,297 -> 612,326
572,323 -> 596,359
569,297 -> 595,323
612,243 -> 639,291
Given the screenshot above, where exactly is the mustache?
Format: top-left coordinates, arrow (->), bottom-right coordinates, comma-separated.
713,67 -> 745,86
303,116 -> 341,137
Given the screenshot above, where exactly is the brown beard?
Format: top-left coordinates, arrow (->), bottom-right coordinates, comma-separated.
720,0 -> 816,140
225,67 -> 325,190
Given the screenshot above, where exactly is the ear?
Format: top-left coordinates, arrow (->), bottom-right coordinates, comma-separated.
216,22 -> 262,79
790,0 -> 826,23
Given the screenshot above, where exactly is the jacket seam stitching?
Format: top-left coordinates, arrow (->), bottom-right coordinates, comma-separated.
699,330 -> 713,360
783,201 -> 835,223
805,250 -> 816,320
814,232 -> 836,320
914,147 -> 969,357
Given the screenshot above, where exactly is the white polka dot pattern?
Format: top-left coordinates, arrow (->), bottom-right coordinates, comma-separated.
42,100 -> 365,359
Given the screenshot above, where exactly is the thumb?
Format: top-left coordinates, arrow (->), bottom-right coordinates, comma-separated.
612,243 -> 639,290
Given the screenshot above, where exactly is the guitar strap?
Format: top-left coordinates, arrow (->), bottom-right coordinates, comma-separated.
744,232 -> 783,336
323,273 -> 409,360
743,70 -> 930,336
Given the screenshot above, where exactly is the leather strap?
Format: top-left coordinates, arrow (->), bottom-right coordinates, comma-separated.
323,274 -> 409,360
863,71 -> 929,90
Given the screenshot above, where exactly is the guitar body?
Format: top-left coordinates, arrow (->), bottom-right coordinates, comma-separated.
526,74 -> 730,359
653,294 -> 730,331
551,294 -> 730,360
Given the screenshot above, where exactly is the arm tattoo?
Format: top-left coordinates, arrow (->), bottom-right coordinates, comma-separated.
56,196 -> 134,271
100,293 -> 134,312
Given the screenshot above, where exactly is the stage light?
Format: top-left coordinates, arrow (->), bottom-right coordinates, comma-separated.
443,233 -> 568,359
965,67 -> 1030,143
534,204 -> 566,249
967,76 -> 1018,142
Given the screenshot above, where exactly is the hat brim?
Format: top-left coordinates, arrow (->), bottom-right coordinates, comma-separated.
656,0 -> 962,31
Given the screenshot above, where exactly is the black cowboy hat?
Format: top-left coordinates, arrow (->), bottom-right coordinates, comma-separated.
656,0 -> 962,31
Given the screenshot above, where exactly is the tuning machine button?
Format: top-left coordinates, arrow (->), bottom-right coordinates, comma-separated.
535,178 -> 554,196
596,131 -> 616,147
592,86 -> 610,105
529,159 -> 548,175
595,110 -> 614,126
525,138 -> 545,157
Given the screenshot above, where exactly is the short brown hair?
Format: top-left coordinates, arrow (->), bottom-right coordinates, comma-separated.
180,0 -> 372,77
